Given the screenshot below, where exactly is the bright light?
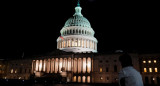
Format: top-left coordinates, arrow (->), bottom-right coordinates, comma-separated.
100,77 -> 103,80
154,60 -> 156,63
11,69 -> 14,73
153,78 -> 155,80
87,58 -> 91,73
83,58 -> 86,73
144,68 -> 147,72
143,61 -> 146,63
149,68 -> 152,72
73,76 -> 76,82
87,76 -> 90,83
82,76 -> 86,83
148,60 -> 151,63
39,60 -> 42,72
100,68 -> 103,73
155,68 -> 158,72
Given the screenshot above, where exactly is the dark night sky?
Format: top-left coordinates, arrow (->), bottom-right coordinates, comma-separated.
0,0 -> 159,59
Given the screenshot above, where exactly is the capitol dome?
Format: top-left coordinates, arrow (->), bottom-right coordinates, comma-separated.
64,15 -> 91,28
57,2 -> 98,53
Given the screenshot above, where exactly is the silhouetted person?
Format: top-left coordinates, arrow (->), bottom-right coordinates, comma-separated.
118,53 -> 143,86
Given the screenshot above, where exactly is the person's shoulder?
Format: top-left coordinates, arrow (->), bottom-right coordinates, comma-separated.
118,69 -> 125,75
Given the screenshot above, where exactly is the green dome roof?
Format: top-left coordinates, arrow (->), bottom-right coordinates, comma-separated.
64,15 -> 91,28
64,5 -> 91,28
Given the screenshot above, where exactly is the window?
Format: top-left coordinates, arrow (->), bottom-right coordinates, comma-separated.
106,67 -> 109,72
73,76 -> 76,82
149,68 -> 152,72
82,76 -> 86,83
143,61 -> 146,63
25,69 -> 27,73
99,60 -> 102,63
144,68 -> 147,72
78,76 -> 81,82
114,65 -> 117,72
11,69 -> 14,73
148,60 -> 151,63
154,60 -> 156,63
100,76 -> 103,80
15,69 -> 17,73
145,77 -> 149,84
106,77 -> 109,80
100,67 -> 103,73
87,76 -> 90,83
155,68 -> 158,72
74,39 -> 78,47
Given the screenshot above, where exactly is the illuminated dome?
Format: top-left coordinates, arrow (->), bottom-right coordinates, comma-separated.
64,16 -> 91,28
57,2 -> 98,53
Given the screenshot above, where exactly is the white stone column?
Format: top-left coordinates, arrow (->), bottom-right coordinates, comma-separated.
36,60 -> 39,72
39,60 -> 43,72
84,39 -> 85,48
59,58 -> 63,73
31,60 -> 34,74
83,58 -> 86,73
87,57 -> 91,73
55,58 -> 58,73
74,58 -> 77,73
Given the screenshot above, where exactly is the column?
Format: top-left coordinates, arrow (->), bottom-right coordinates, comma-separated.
36,60 -> 39,72
55,58 -> 58,73
51,58 -> 54,73
78,58 -> 82,73
74,58 -> 77,73
47,59 -> 51,73
96,43 -> 97,51
43,59 -> 46,72
83,58 -> 86,73
87,57 -> 91,73
59,58 -> 63,73
39,60 -> 43,72
81,38 -> 82,48
68,58 -> 71,71
31,60 -> 34,74
83,39 -> 86,48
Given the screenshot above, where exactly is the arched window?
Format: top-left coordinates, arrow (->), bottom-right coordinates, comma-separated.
64,31 -> 66,35
73,30 -> 75,34
67,30 -> 69,34
79,30 -> 81,34
76,29 -> 78,34
70,29 -> 72,34
82,30 -> 84,34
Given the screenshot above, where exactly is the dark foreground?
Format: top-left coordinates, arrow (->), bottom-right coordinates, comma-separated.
0,79 -> 159,86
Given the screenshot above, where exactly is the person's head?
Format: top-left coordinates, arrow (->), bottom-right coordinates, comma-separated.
119,53 -> 133,68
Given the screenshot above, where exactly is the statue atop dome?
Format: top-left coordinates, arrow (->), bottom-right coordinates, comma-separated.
77,0 -> 80,7
74,0 -> 82,16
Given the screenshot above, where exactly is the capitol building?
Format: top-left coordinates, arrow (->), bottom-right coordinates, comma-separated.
0,1 -> 160,85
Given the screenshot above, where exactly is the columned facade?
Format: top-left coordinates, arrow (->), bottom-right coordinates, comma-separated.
32,55 -> 92,83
